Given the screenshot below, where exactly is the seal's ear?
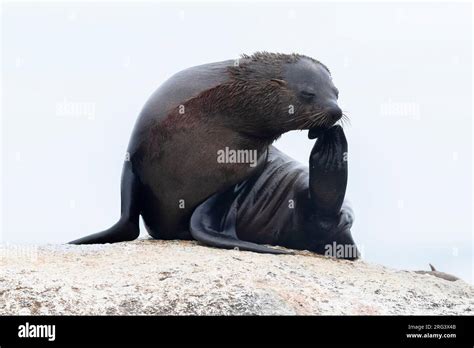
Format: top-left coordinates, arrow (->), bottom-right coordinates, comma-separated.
270,78 -> 287,87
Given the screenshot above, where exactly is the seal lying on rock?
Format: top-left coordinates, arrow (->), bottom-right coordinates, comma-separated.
70,52 -> 359,260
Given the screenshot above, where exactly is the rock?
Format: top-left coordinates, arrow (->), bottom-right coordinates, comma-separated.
0,239 -> 472,315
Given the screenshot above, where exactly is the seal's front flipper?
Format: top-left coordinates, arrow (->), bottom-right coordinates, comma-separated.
190,184 -> 292,255
69,161 -> 141,244
308,126 -> 359,260
309,125 -> 348,215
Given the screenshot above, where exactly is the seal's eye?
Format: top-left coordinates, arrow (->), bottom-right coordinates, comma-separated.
300,91 -> 316,99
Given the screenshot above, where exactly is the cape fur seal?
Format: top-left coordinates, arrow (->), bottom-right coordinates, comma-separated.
70,52 -> 359,259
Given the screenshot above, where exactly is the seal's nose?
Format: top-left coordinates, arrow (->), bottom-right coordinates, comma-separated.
326,105 -> 342,123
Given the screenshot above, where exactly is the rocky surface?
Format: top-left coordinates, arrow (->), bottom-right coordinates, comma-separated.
1,239 -> 472,315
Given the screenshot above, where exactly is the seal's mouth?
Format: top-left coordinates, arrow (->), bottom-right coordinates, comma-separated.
308,116 -> 347,139
306,107 -> 348,139
307,126 -> 327,139
306,110 -> 341,139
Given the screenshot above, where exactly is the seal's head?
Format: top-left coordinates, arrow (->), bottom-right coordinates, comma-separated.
282,55 -> 343,139
219,52 -> 343,141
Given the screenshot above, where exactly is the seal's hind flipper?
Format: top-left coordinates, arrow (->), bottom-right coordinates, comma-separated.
69,161 -> 141,244
190,184 -> 292,255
